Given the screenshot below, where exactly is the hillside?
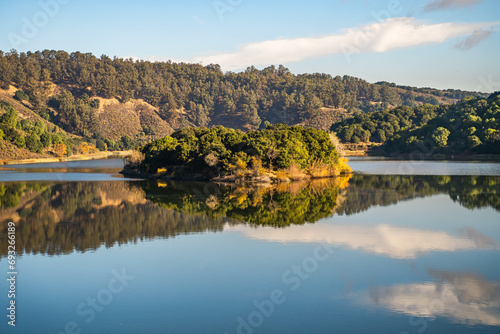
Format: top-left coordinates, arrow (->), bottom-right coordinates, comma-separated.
0,50 -> 487,149
332,93 -> 500,156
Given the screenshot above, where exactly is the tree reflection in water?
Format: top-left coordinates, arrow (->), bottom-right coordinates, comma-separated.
0,175 -> 498,257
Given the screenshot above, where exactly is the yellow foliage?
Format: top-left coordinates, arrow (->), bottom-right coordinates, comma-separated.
251,156 -> 262,169
79,142 -> 98,154
235,158 -> 247,170
337,157 -> 352,174
337,175 -> 352,189
236,194 -> 247,205
157,168 -> 167,174
54,144 -> 67,157
157,182 -> 167,188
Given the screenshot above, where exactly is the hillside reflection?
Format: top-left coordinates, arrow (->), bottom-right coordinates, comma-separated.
0,175 -> 498,257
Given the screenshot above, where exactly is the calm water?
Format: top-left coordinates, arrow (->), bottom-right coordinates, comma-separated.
348,157 -> 500,175
1,158 -> 499,334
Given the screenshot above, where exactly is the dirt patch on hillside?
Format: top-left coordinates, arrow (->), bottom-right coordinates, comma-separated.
94,98 -> 173,140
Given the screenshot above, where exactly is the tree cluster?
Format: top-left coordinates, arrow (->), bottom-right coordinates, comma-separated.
139,124 -> 345,178
332,104 -> 443,143
0,101 -> 66,153
385,93 -> 500,154
332,93 -> 500,155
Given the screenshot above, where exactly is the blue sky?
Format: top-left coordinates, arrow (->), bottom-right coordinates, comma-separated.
1,0 -> 499,92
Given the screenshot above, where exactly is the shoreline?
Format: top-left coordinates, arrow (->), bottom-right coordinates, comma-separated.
0,151 -> 132,166
343,150 -> 500,161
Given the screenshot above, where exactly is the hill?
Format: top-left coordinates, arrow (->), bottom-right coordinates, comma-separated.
0,50 -> 487,149
331,93 -> 500,156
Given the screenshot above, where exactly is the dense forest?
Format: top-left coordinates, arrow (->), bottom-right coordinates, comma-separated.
332,93 -> 500,155
0,49 -> 496,159
1,175 -> 497,257
0,50 -> 486,141
132,124 -> 351,181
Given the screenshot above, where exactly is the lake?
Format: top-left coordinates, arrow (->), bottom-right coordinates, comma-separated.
1,158 -> 499,334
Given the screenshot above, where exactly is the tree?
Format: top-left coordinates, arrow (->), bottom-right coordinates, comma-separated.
121,136 -> 134,149
79,142 -> 97,154
26,133 -> 43,153
432,127 -> 450,148
15,136 -> 26,148
0,106 -> 17,128
467,135 -> 481,149
96,139 -> 106,151
54,143 -> 68,157
40,132 -> 52,147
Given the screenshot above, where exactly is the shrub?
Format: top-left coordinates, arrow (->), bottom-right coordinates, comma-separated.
14,90 -> 29,102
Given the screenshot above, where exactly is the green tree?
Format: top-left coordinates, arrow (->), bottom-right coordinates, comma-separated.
467,135 -> 481,149
15,136 -> 26,148
0,105 -> 18,128
431,127 -> 450,147
26,133 -> 43,153
40,132 -> 52,147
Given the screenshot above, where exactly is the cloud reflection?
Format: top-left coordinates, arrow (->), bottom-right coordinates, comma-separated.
229,223 -> 496,259
369,271 -> 500,326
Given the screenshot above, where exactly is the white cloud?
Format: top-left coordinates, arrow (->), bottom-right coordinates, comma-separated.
227,223 -> 496,259
193,17 -> 499,70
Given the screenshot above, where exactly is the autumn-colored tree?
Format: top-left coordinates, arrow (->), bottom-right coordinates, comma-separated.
54,144 -> 67,157
79,142 -> 98,154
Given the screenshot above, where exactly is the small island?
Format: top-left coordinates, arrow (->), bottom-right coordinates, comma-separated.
122,124 -> 351,183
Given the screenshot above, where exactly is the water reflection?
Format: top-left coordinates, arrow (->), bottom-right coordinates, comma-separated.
0,175 -> 498,258
229,224 -> 496,259
0,182 -> 230,257
140,176 -> 350,226
338,174 -> 500,214
368,270 -> 500,326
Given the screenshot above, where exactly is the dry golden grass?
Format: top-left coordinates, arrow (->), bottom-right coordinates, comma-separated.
307,159 -> 334,178
286,162 -> 308,181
